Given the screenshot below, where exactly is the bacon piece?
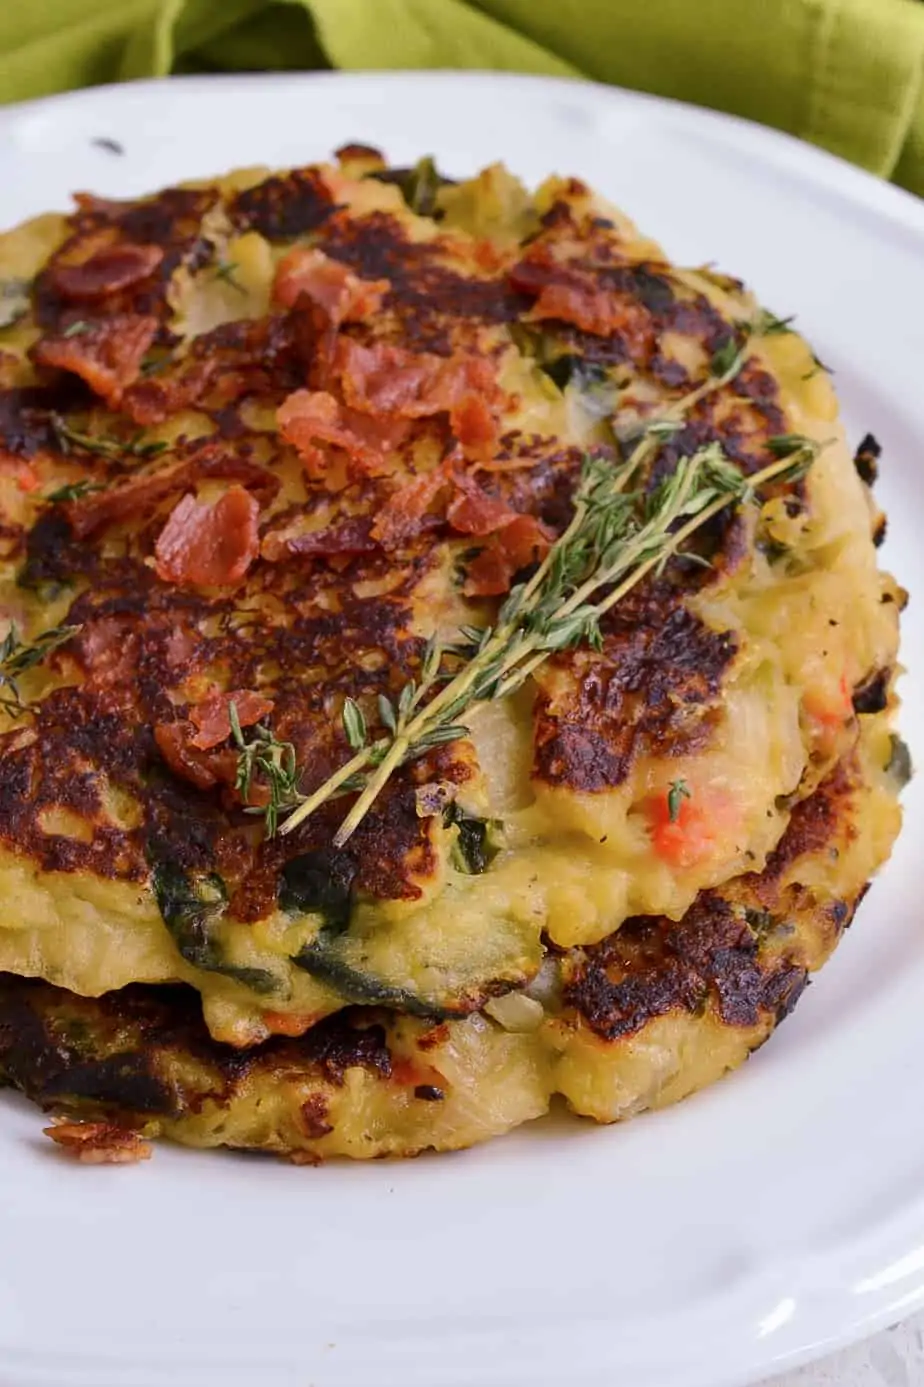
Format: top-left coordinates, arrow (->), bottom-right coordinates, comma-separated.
46,243 -> 164,300
510,250 -> 653,346
64,449 -> 276,539
44,1120 -> 152,1165
450,392 -> 498,459
188,690 -> 275,751
122,361 -> 216,427
32,314 -> 158,408
261,515 -> 378,563
77,616 -> 140,689
446,473 -> 517,536
463,514 -> 552,597
527,282 -> 651,341
123,314 -> 302,425
337,340 -> 497,419
154,721 -> 244,793
277,389 -> 407,477
154,485 -> 260,587
273,247 -> 388,323
15,464 -> 40,493
370,463 -> 452,549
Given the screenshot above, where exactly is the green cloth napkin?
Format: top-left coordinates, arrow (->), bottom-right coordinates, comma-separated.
3,0 -> 924,195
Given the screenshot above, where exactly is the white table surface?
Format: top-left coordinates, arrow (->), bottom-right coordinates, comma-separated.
765,1317 -> 924,1385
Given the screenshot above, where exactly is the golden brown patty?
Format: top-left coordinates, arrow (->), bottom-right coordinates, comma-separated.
0,706 -> 905,1161
0,147 -> 904,1090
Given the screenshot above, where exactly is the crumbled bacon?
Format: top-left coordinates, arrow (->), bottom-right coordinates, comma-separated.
527,282 -> 651,341
337,340 -> 497,419
154,485 -> 260,587
450,392 -> 498,459
46,242 -> 164,300
65,449 -> 276,539
32,314 -> 158,408
273,247 -> 388,324
188,689 -> 274,750
121,361 -> 215,427
153,721 -> 245,793
261,515 -> 378,562
277,389 -> 407,477
509,249 -> 653,347
44,1119 -> 153,1165
370,462 -> 452,548
463,514 -> 552,596
446,473 -> 518,536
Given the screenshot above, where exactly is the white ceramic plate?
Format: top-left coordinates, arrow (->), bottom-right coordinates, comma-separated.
0,70 -> 921,1387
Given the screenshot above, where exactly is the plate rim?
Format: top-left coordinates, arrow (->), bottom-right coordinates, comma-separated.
0,66 -> 922,1387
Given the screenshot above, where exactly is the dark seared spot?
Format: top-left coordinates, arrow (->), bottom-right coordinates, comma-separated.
853,432 -> 881,486
414,1084 -> 445,1101
230,169 -> 338,240
852,668 -> 890,716
39,1053 -> 174,1114
300,1092 -> 334,1138
321,211 -> 526,351
534,721 -> 629,790
564,894 -> 807,1040
0,976 -> 396,1115
534,591 -> 737,790
294,1014 -> 392,1085
0,384 -> 88,458
759,757 -> 857,885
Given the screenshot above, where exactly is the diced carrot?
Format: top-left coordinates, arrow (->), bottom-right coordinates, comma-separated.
647,785 -> 738,869
15,464 -> 40,493
803,673 -> 852,729
263,1011 -> 323,1038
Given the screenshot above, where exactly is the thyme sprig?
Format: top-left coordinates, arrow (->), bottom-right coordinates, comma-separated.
45,479 -> 107,503
279,433 -> 820,846
50,415 -> 168,462
228,702 -> 303,839
212,260 -> 246,293
0,622 -> 79,716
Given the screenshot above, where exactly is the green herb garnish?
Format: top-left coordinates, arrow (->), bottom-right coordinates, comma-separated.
0,278 -> 31,330
667,779 -> 691,823
212,260 -> 246,293
51,415 -> 168,461
272,327 -> 820,847
229,702 -> 303,838
45,479 -> 106,503
341,697 -> 367,751
0,622 -> 79,715
754,310 -> 796,336
710,338 -> 743,377
280,441 -> 818,847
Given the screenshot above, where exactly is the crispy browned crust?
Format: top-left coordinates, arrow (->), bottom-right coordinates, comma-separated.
533,582 -> 738,790
0,980 -> 394,1121
0,152 -> 813,927
0,739 -> 883,1160
561,746 -> 867,1043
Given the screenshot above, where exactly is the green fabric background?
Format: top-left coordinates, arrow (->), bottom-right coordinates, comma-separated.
2,0 -> 924,194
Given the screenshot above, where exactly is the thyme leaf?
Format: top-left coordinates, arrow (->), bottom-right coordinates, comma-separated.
0,622 -> 79,715
229,703 -> 303,838
51,415 -> 168,461
667,778 -> 691,823
212,260 -> 246,293
45,479 -> 106,503
0,278 -> 32,330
